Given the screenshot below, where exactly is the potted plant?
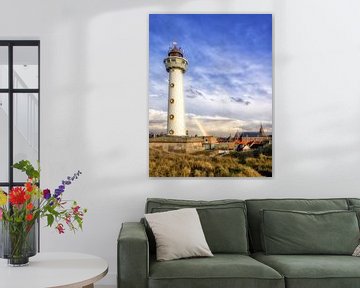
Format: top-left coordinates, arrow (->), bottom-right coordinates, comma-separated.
0,160 -> 87,266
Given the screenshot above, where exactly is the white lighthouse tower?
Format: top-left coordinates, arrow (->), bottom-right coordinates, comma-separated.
164,42 -> 188,136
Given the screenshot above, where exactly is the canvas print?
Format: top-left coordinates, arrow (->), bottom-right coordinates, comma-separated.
149,14 -> 272,177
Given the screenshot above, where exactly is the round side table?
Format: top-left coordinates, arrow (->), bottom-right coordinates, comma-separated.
0,252 -> 108,288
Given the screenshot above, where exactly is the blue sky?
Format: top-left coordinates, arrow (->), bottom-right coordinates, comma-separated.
149,14 -> 272,136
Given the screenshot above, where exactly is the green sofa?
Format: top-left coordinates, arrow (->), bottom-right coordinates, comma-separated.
118,198 -> 360,288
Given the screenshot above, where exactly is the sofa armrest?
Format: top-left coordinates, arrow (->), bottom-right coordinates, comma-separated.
118,222 -> 149,288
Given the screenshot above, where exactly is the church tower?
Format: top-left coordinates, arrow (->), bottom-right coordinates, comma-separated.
259,123 -> 266,137
164,42 -> 188,136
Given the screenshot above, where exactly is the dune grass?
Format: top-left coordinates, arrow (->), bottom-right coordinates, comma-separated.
149,144 -> 272,177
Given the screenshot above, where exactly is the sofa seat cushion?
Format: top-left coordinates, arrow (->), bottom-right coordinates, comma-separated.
252,252 -> 360,288
149,254 -> 284,288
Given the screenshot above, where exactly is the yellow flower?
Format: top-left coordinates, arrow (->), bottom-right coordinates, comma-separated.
0,190 -> 7,206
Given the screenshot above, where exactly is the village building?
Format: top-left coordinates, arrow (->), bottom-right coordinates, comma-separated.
234,124 -> 271,151
201,136 -> 218,150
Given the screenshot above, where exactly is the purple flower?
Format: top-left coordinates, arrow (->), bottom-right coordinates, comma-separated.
54,170 -> 82,199
43,189 -> 51,200
54,189 -> 63,198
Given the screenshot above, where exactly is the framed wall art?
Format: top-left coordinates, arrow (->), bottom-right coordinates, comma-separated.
149,14 -> 272,177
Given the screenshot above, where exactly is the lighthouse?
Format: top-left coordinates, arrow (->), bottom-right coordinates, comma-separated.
164,42 -> 188,136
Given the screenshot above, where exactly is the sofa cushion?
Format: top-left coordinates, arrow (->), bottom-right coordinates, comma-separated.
346,199 -> 360,229
347,198 -> 360,207
246,198 -> 349,252
149,254 -> 284,288
146,198 -> 249,254
252,252 -> 360,288
261,209 -> 359,255
145,208 -> 213,261
349,205 -> 360,228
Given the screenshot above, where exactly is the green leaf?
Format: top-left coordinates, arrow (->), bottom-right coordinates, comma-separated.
75,216 -> 83,230
12,160 -> 40,180
47,214 -> 54,227
47,206 -> 60,217
13,160 -> 30,170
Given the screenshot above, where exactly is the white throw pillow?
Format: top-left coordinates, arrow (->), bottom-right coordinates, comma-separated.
353,244 -> 360,256
145,208 -> 213,261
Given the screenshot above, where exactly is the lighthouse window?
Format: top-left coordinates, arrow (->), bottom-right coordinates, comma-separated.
170,98 -> 175,104
170,83 -> 174,88
169,114 -> 174,120
169,130 -> 174,135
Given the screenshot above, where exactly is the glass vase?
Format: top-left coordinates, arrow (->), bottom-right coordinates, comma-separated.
0,220 -> 37,266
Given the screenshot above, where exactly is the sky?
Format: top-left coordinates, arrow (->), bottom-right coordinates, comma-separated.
149,14 -> 272,137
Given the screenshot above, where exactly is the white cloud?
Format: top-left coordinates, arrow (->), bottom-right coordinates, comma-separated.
149,109 -> 272,136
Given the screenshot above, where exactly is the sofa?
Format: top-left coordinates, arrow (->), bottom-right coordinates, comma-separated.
118,198 -> 360,288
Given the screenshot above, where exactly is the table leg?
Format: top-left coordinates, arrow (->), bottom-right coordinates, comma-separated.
82,284 -> 94,288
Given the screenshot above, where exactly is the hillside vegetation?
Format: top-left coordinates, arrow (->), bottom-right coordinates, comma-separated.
149,144 -> 272,177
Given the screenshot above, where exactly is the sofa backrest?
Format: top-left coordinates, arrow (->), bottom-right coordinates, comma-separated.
145,198 -> 249,255
245,198 -> 349,252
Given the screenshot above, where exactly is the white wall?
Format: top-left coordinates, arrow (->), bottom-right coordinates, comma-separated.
1,0 -> 360,285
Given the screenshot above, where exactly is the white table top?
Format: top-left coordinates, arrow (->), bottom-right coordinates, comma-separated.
0,252 -> 108,288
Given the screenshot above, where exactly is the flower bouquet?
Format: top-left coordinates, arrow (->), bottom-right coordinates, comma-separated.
0,160 -> 87,266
